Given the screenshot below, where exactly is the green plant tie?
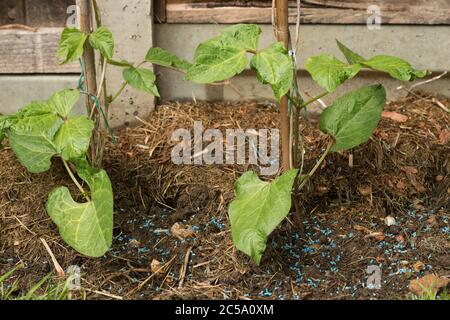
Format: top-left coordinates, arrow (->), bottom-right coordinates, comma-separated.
77,59 -> 116,144
288,50 -> 304,112
77,59 -> 86,91
81,90 -> 117,144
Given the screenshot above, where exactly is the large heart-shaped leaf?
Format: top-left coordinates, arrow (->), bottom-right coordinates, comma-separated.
54,116 -> 94,161
145,47 -> 191,71
57,28 -> 88,65
336,40 -> 366,65
363,55 -> 430,81
305,54 -> 361,92
251,42 -> 293,101
0,118 -> 6,144
107,59 -> 134,68
3,89 -> 84,173
16,101 -> 53,117
219,24 -> 262,52
229,170 -> 298,265
335,41 -> 430,81
185,40 -> 249,84
123,67 -> 160,97
320,84 -> 386,152
89,26 -> 114,60
185,24 -> 261,84
48,89 -> 80,118
8,112 -> 61,173
0,115 -> 17,145
46,160 -> 114,257
0,115 -> 18,131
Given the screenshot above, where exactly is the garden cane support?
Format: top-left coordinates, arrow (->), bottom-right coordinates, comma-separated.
77,0 -> 99,163
275,0 -> 291,172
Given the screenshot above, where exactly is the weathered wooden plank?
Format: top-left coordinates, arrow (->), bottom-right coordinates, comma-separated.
167,0 -> 450,8
165,2 -> 450,25
167,0 -> 268,3
154,0 -> 167,23
0,0 -> 26,25
0,28 -> 79,74
167,5 -> 270,23
302,0 -> 450,10
24,0 -> 75,27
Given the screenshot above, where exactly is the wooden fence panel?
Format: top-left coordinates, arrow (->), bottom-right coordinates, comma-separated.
164,0 -> 450,24
0,28 -> 79,73
0,0 -> 26,25
24,0 -> 75,27
0,0 -> 74,27
0,1 -> 77,74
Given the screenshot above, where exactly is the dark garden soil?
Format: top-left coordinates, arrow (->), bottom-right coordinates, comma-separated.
0,93 -> 449,300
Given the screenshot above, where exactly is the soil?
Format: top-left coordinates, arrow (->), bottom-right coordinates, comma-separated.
0,93 -> 449,300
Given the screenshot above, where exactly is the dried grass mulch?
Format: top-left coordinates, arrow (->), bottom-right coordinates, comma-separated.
0,93 -> 448,300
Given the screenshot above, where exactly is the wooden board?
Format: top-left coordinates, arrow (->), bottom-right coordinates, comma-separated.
0,0 -> 74,27
167,0 -> 271,4
167,0 -> 449,7
0,28 -> 79,74
24,0 -> 75,27
154,0 -> 167,23
302,0 -> 450,10
164,0 -> 450,24
0,0 -> 26,25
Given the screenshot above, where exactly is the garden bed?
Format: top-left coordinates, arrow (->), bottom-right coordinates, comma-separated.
0,93 -> 449,300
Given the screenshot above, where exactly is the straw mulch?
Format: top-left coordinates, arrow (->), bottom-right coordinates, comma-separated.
0,93 -> 448,300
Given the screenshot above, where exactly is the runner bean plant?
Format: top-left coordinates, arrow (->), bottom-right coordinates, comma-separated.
0,21 -> 429,262
0,24 -> 163,257
149,24 -> 429,264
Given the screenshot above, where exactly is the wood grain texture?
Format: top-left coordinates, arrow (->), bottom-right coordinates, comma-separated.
168,0 -> 450,7
0,0 -> 75,27
24,0 -> 75,27
302,0 -> 450,10
154,0 -> 167,22
0,0 -> 26,25
0,28 -> 79,74
164,1 -> 450,24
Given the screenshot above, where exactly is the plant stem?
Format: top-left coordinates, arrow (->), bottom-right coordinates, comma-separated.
291,98 -> 306,238
109,60 -> 147,104
95,58 -> 108,103
62,159 -> 90,202
90,0 -> 109,168
301,92 -> 329,108
297,140 -> 334,191
286,0 -> 308,238
92,57 -> 108,166
95,69 -> 110,168
288,80 -> 304,170
92,0 -> 102,26
110,82 -> 127,103
164,65 -> 187,74
292,102 -> 300,168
